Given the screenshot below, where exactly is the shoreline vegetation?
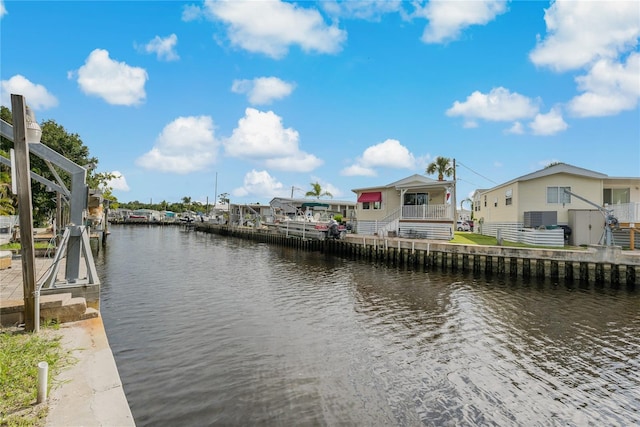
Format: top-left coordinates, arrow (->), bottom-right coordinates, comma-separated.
0,326 -> 74,427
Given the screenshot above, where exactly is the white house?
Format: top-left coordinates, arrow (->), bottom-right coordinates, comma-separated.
472,163 -> 640,247
352,174 -> 456,240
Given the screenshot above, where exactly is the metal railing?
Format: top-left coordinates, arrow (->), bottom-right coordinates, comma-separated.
608,202 -> 640,223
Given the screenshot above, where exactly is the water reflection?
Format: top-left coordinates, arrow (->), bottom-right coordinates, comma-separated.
97,226 -> 640,426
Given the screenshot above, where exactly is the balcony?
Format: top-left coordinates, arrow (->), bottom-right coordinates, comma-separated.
608,202 -> 640,223
401,204 -> 452,220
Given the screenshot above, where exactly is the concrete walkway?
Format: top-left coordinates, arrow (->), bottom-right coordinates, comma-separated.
45,316 -> 135,427
1,256 -> 135,426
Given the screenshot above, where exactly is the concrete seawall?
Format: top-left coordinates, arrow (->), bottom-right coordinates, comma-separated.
194,223 -> 640,287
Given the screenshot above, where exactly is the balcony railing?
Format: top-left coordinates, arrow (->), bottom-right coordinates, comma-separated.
401,204 -> 452,220
608,202 -> 640,223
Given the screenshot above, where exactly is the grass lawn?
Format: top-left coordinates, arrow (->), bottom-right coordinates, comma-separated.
0,242 -> 54,251
0,328 -> 74,426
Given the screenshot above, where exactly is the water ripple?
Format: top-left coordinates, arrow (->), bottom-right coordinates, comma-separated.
98,226 -> 640,426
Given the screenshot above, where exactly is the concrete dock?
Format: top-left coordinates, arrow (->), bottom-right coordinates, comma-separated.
0,256 -> 135,426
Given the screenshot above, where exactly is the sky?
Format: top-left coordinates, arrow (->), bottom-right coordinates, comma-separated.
1,0 -> 639,206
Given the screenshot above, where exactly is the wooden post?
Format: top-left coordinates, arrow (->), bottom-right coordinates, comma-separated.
11,94 -> 37,332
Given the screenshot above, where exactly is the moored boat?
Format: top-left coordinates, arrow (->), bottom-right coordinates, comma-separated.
276,203 -> 346,240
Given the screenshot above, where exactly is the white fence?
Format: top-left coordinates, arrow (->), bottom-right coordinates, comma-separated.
609,203 -> 640,223
478,221 -> 565,247
354,219 -> 453,240
398,222 -> 453,240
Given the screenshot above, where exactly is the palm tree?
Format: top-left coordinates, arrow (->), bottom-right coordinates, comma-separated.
426,156 -> 453,181
305,182 -> 332,199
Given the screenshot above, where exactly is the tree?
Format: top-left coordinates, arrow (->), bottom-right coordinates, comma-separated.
0,182 -> 15,215
305,182 -> 332,199
426,156 -> 453,181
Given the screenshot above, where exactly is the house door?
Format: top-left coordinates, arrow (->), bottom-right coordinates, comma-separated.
403,192 -> 428,218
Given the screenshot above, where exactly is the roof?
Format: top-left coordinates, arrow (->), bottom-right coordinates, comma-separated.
480,163 -> 608,194
351,174 -> 450,193
269,197 -> 356,206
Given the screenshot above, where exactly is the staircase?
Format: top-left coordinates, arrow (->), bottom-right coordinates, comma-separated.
0,293 -> 98,328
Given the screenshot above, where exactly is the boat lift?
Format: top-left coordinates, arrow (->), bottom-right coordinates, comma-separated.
0,114 -> 99,288
562,188 -> 619,246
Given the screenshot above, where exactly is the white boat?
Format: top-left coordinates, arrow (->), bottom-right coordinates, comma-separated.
276,203 -> 346,240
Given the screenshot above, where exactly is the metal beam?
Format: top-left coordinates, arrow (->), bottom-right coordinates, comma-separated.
0,155 -> 67,196
1,115 -> 95,284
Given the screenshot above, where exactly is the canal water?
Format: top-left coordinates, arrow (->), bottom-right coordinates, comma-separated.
97,225 -> 640,426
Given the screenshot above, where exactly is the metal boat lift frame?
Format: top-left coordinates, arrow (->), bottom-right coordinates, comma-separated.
0,118 -> 99,288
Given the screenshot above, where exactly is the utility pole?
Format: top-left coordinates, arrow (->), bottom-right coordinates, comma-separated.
12,95 -> 37,332
452,158 -> 457,222
214,172 -> 218,208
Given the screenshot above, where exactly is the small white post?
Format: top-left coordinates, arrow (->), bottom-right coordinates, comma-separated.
37,361 -> 48,403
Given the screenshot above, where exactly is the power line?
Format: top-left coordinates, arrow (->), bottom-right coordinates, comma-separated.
457,161 -> 499,185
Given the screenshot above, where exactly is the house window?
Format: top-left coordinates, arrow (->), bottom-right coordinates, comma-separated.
484,195 -> 487,207
505,189 -> 512,206
363,202 -> 370,210
403,192 -> 428,205
547,186 -> 571,204
603,188 -> 630,204
373,201 -> 381,209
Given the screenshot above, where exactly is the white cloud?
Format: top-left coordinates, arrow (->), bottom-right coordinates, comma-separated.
142,34 -> 179,61
181,4 -> 202,22
446,87 -> 539,123
341,139 -> 416,176
504,121 -> 524,135
136,116 -> 219,174
0,75 -> 58,110
264,152 -> 323,172
224,108 -> 322,172
107,171 -> 130,192
232,169 -> 286,198
231,77 -> 295,105
321,0 -> 402,21
341,164 -> 376,177
417,0 -> 508,44
0,0 -> 6,18
568,52 -> 640,117
202,0 -> 346,59
74,49 -> 148,106
360,139 -> 416,168
529,1 -> 639,72
528,108 -> 568,136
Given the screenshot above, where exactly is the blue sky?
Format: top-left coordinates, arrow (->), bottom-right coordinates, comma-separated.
1,0 -> 639,206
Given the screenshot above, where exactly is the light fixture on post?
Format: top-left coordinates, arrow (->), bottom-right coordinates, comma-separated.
25,105 -> 42,144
